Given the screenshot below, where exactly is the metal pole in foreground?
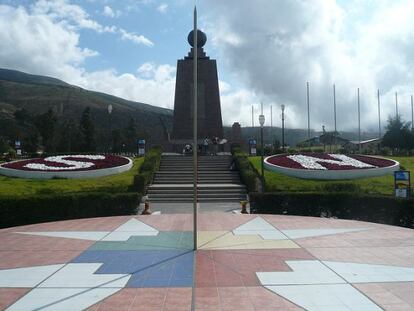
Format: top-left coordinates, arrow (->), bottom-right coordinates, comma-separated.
395,92 -> 399,118
192,7 -> 198,251
270,105 -> 273,128
357,88 -> 361,153
259,102 -> 265,192
333,84 -> 337,133
411,95 -> 414,132
333,84 -> 337,151
251,105 -> 254,127
281,104 -> 285,152
307,82 -> 310,141
377,90 -> 381,138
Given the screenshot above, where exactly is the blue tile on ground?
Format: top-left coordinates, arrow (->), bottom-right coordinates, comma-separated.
72,250 -> 194,288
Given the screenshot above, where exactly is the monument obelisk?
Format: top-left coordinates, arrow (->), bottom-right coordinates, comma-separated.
171,28 -> 223,142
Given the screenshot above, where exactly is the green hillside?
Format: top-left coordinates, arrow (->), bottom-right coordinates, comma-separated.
0,68 -> 173,152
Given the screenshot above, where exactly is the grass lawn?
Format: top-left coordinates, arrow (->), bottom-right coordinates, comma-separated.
250,156 -> 414,195
0,157 -> 144,197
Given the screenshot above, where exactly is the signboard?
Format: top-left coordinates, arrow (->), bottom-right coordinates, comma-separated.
394,170 -> 411,198
16,149 -> 22,156
15,140 -> 21,148
248,139 -> 257,156
138,139 -> 146,156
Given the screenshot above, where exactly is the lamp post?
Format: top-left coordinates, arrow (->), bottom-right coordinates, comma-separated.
107,104 -> 113,153
281,104 -> 285,152
259,102 -> 265,192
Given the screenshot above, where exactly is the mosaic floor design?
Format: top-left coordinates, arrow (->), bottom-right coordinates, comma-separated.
1,214 -> 414,310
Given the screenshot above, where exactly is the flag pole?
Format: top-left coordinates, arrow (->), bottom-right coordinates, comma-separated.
192,6 -> 198,250
377,89 -> 381,137
358,88 -> 361,153
307,82 -> 310,141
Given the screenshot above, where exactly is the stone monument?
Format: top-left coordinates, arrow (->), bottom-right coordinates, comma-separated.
171,29 -> 223,142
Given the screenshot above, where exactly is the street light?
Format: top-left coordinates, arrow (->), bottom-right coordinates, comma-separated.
281,104 -> 285,152
107,104 -> 113,153
259,102 -> 265,192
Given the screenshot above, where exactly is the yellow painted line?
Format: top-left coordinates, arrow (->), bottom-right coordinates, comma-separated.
197,231 -> 300,250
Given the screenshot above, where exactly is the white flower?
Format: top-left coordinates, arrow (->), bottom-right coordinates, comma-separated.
24,155 -> 106,171
287,154 -> 376,170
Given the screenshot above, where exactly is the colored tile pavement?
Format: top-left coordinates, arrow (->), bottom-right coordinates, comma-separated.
0,214 -> 413,310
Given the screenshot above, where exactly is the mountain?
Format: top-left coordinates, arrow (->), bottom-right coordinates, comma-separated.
0,68 -> 173,150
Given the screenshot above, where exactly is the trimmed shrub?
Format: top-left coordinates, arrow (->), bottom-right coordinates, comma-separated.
232,147 -> 260,192
250,192 -> 414,228
321,183 -> 362,193
130,146 -> 162,193
0,192 -> 140,229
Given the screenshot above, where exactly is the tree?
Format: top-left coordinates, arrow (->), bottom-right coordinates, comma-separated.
35,109 -> 57,152
0,137 -> 9,154
79,107 -> 96,152
123,118 -> 137,152
382,115 -> 414,151
111,129 -> 124,153
56,119 -> 79,152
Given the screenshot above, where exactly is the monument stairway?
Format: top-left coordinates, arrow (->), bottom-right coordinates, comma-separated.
147,155 -> 247,202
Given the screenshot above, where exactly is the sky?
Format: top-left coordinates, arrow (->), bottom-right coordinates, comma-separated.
1,0 -> 414,133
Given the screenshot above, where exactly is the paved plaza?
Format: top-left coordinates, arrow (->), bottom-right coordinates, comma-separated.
1,213 -> 414,310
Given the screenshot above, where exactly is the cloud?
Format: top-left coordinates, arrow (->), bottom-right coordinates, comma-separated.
0,3 -> 165,109
119,29 -> 154,47
157,3 -> 168,14
31,0 -> 106,32
102,5 -> 120,18
74,63 -> 176,109
0,4 -> 95,81
204,0 -> 414,131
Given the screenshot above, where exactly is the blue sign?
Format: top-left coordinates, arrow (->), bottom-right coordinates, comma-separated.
394,171 -> 411,198
249,139 -> 256,145
138,139 -> 145,145
395,171 -> 410,181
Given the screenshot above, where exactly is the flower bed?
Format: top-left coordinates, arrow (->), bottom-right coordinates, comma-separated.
264,153 -> 399,180
0,155 -> 132,179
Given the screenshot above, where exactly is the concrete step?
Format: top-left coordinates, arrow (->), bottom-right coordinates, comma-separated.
148,189 -> 246,195
159,166 -> 231,170
148,197 -> 246,203
155,171 -> 239,176
148,192 -> 245,198
148,155 -> 245,202
148,184 -> 247,190
153,180 -> 241,184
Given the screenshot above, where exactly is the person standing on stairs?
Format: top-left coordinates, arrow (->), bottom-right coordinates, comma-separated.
203,137 -> 209,155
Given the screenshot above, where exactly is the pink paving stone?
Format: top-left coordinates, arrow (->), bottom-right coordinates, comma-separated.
294,226 -> 414,249
0,250 -> 83,269
247,286 -> 304,311
137,214 -> 193,231
0,233 -> 93,251
218,287 -> 256,311
196,249 -> 315,287
2,216 -> 132,232
198,214 -> 256,231
307,246 -> 414,266
262,214 -> 380,230
162,288 -> 192,311
0,288 -> 31,310
354,282 -> 414,310
195,287 -> 220,311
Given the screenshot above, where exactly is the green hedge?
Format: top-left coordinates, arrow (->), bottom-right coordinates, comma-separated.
0,192 -> 140,229
232,147 -> 260,192
250,192 -> 414,228
131,146 -> 162,194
